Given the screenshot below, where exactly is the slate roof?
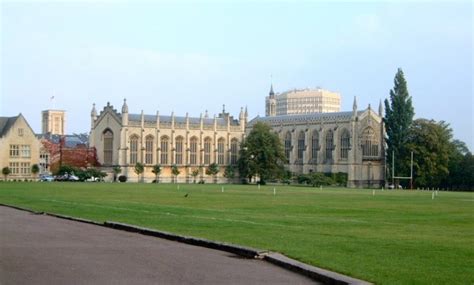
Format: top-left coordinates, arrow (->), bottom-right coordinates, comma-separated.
0,116 -> 18,137
248,111 -> 360,126
128,114 -> 240,126
38,133 -> 89,148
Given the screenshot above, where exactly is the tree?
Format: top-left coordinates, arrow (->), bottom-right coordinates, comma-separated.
191,168 -> 200,183
406,119 -> 451,188
31,164 -> 40,180
206,163 -> 220,183
223,165 -> 235,182
442,139 -> 474,190
384,68 -> 415,182
171,165 -> 180,183
237,122 -> 286,184
2,167 -> 11,181
112,165 -> 122,182
151,164 -> 161,183
134,162 -> 144,182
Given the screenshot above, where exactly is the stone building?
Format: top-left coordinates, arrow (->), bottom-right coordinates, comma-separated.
0,114 -> 41,180
251,95 -> 385,188
42,110 -> 66,135
89,100 -> 247,182
266,86 -> 341,116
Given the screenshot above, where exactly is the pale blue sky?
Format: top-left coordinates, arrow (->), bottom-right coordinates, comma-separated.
1,1 -> 472,149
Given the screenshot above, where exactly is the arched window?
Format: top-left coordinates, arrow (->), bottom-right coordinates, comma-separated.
160,136 -> 169,165
145,135 -> 154,164
325,130 -> 334,162
130,135 -> 139,164
230,139 -> 238,165
217,138 -> 225,165
204,137 -> 212,165
297,131 -> 305,161
175,136 -> 183,165
361,127 -> 379,158
340,129 -> 350,160
103,129 -> 113,165
284,132 -> 292,162
311,130 -> 319,163
190,137 -> 198,165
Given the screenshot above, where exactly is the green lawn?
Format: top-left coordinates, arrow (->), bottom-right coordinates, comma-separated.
1,182 -> 473,284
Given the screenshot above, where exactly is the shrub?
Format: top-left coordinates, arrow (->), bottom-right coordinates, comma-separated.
118,175 -> 127,182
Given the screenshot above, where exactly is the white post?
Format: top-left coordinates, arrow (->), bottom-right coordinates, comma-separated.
320,185 -> 322,190
177,185 -> 180,190
372,190 -> 375,196
273,187 -> 276,195
432,192 -> 434,200
258,184 -> 261,190
221,186 -> 224,193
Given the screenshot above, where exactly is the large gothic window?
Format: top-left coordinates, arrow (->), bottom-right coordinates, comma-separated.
145,135 -> 154,164
325,130 -> 334,162
160,136 -> 169,165
340,129 -> 350,160
284,132 -> 292,163
175,136 -> 184,165
230,139 -> 238,165
130,135 -> 139,164
297,131 -> 305,162
362,127 -> 379,158
311,130 -> 319,163
190,137 -> 198,165
204,137 -> 212,165
217,138 -> 225,165
103,129 -> 113,165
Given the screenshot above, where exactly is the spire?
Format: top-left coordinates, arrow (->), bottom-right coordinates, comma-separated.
269,84 -> 275,98
222,104 -> 226,113
91,103 -> 97,117
353,96 -> 357,112
121,98 -> 128,113
204,110 -> 209,118
245,106 -> 248,117
378,99 -> 383,116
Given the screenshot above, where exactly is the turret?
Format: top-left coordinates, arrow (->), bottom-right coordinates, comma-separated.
352,96 -> 358,120
90,103 -> 97,129
239,107 -> 246,131
266,84 -> 277,117
121,98 -> 128,126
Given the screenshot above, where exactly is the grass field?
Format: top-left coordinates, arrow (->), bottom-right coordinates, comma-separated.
0,182 -> 473,284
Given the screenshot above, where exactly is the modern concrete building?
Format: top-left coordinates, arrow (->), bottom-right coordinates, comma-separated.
42,110 -> 66,135
0,114 -> 41,180
253,96 -> 385,188
89,100 -> 247,183
266,86 -> 341,116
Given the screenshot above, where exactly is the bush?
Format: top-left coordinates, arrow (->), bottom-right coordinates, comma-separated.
118,175 -> 127,182
198,179 -> 205,184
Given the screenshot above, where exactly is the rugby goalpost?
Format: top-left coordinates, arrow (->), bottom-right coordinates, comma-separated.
391,151 -> 414,190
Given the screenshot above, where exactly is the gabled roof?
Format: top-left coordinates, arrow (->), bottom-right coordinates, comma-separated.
0,116 -> 18,137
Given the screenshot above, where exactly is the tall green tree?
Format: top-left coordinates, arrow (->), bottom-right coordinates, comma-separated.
384,68 -> 415,180
237,122 -> 286,184
406,119 -> 451,188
